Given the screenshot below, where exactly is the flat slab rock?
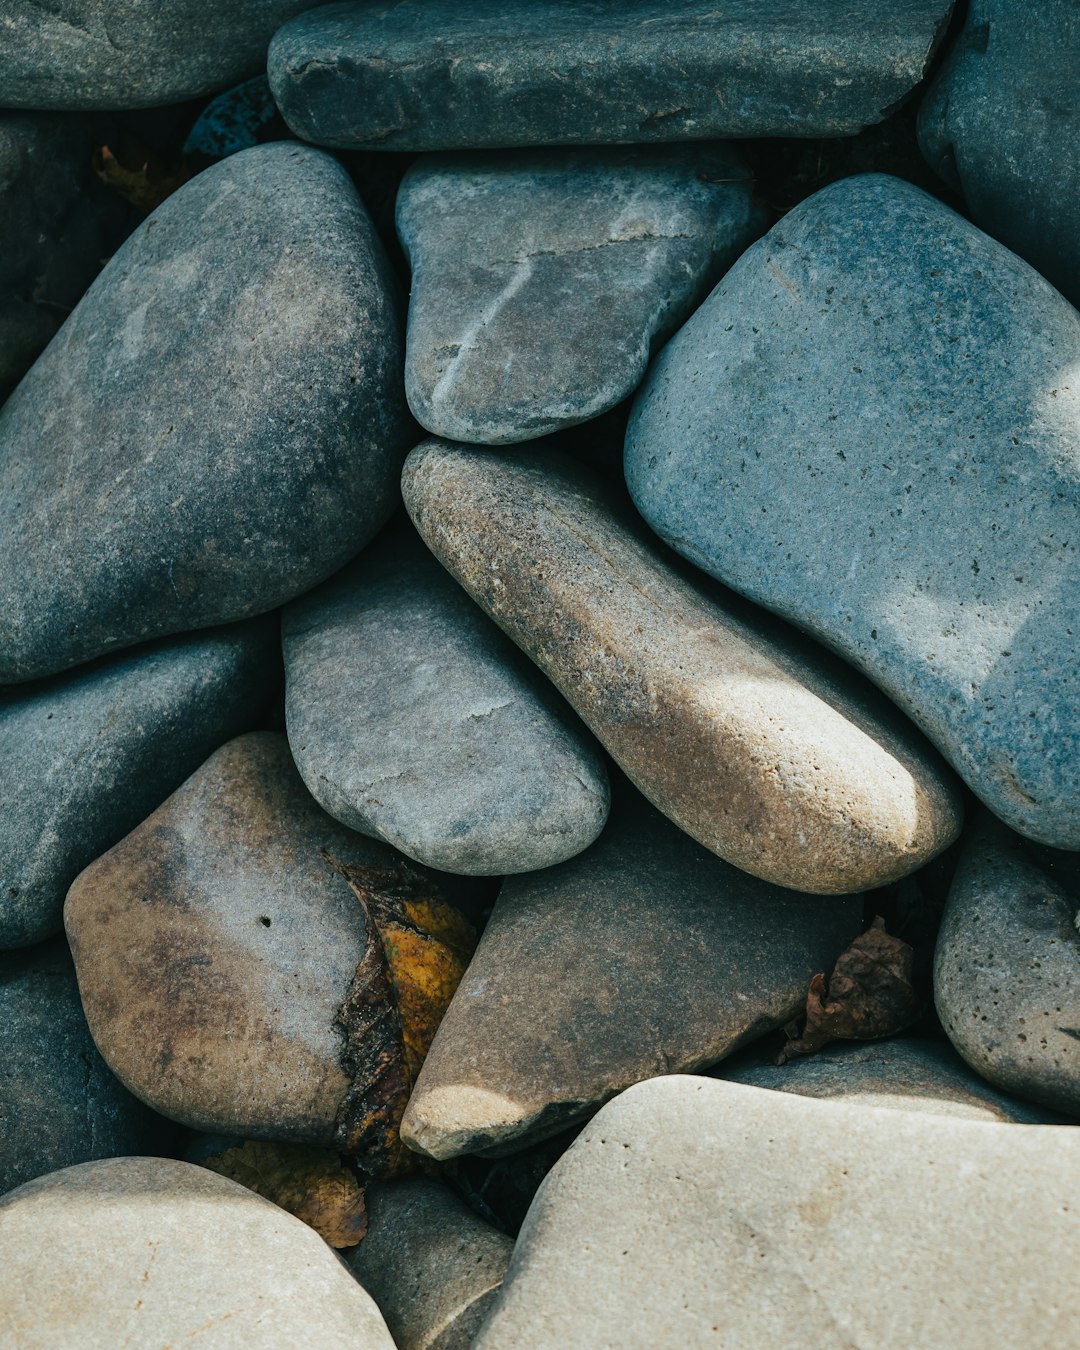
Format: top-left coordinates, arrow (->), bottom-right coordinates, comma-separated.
402,439 -> 962,894
475,1077 -> 1080,1349
268,0 -> 954,151
0,622 -> 274,949
283,525 -> 609,876
397,145 -> 767,444
0,0 -> 310,110
0,1158 -> 395,1349
0,143 -> 409,683
627,172 -> 1080,848
402,777 -> 862,1160
0,940 -> 170,1197
935,817 -> 1080,1118
919,0 -> 1080,307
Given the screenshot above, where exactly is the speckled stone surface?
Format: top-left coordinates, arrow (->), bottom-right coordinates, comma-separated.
0,143 -> 410,683
0,1158 -> 396,1349
476,1077 -> 1080,1349
0,622 -> 276,949
0,0 -> 311,110
626,173 -> 1080,848
935,817 -> 1080,1118
283,525 -> 609,875
268,0 -> 954,151
402,439 -> 962,894
919,0 -> 1080,306
0,940 -> 172,1197
401,778 -> 861,1161
397,145 -> 767,444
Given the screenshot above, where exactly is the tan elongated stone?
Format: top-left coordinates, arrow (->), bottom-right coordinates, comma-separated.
402,440 -> 962,893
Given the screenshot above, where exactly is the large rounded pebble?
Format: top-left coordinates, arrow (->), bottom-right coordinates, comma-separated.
0,1157 -> 395,1348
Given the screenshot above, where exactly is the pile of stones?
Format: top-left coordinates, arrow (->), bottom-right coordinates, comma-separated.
1,2 -> 1078,1346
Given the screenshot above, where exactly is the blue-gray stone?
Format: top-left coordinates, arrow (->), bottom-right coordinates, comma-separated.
918,0 -> 1080,307
184,77 -> 285,162
626,173 -> 1080,848
0,143 -> 410,683
268,0 -> 954,152
397,145 -> 768,445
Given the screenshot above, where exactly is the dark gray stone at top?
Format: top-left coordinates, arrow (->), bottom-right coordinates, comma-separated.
919,0 -> 1080,307
268,0 -> 954,152
626,173 -> 1080,849
0,144 -> 410,683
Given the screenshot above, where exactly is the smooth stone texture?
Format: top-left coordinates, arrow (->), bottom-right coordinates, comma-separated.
935,818 -> 1080,1117
268,0 -> 954,151
283,525 -> 609,875
0,143 -> 409,683
626,173 -> 1080,848
402,440 -> 962,894
919,0 -> 1080,307
0,622 -> 275,949
476,1077 -> 1080,1349
64,731 -> 428,1144
0,1 -> 310,110
348,1179 -> 513,1350
717,1037 -> 1061,1123
0,940 -> 171,1197
398,145 -> 767,444
402,779 -> 862,1160
0,1158 -> 395,1348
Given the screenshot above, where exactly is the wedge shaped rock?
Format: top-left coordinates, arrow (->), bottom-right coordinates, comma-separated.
402,440 -> 962,894
476,1077 -> 1080,1349
0,1158 -> 395,1349
401,780 -> 862,1160
268,0 -> 954,151
0,143 -> 409,683
283,526 -> 608,875
626,173 -> 1080,847
0,622 -> 275,949
398,145 -> 767,444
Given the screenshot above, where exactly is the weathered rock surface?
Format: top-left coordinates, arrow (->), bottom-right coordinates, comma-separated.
0,940 -> 171,1197
397,145 -> 767,444
476,1076 -> 1080,1349
0,143 -> 410,683
717,1037 -> 1061,1123
626,173 -> 1080,848
402,439 -> 962,894
919,0 -> 1080,306
0,622 -> 275,949
283,525 -> 608,875
268,0 -> 954,151
348,1178 -> 513,1350
0,1157 -> 396,1348
401,779 -> 862,1160
935,817 -> 1080,1117
64,732 -> 438,1145
0,1 -> 310,110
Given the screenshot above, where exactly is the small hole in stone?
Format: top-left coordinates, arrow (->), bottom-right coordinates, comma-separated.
259,916 -> 272,927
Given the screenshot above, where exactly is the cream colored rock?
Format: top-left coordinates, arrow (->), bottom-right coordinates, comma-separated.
402,440 -> 962,893
476,1076 -> 1080,1349
0,1157 -> 395,1349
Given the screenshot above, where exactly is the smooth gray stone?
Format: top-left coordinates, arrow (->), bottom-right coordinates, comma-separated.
935,817 -> 1080,1118
268,0 -> 954,152
0,143 -> 409,683
0,939 -> 171,1197
919,0 -> 1080,307
717,1038 -> 1062,1124
401,778 -> 862,1161
397,145 -> 767,445
283,526 -> 609,876
347,1179 -> 513,1350
0,623 -> 275,949
0,0 -> 310,110
626,173 -> 1080,848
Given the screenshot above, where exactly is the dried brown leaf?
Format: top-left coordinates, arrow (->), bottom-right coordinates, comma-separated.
93,142 -> 191,213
